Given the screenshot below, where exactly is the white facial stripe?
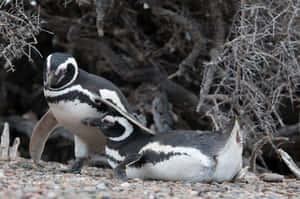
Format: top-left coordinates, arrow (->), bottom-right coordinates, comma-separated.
46,54 -> 52,74
56,57 -> 76,74
58,57 -> 78,70
44,85 -> 97,101
107,159 -> 117,168
103,115 -> 116,123
57,57 -> 78,89
105,146 -> 124,168
140,142 -> 212,167
107,116 -> 133,142
99,89 -> 127,112
105,146 -> 124,160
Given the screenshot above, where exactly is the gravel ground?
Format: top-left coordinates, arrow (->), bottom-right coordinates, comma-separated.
0,158 -> 299,199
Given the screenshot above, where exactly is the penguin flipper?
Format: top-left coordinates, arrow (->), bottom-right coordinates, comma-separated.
113,154 -> 143,180
94,95 -> 156,135
29,110 -> 58,164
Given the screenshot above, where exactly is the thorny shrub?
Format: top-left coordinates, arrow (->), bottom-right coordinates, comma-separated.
202,0 -> 300,140
0,0 -> 41,72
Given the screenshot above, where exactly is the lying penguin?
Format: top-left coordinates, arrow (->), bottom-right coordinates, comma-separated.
82,98 -> 243,182
29,53 -> 153,172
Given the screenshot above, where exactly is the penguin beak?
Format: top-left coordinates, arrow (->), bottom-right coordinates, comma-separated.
44,72 -> 53,89
45,71 -> 60,89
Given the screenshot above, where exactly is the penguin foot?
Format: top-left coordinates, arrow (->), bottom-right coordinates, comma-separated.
89,154 -> 109,168
33,161 -> 45,168
60,157 -> 86,174
113,166 -> 128,181
60,168 -> 81,174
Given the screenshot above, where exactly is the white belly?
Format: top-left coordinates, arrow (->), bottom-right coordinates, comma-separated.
212,135 -> 243,182
127,155 -> 215,182
48,99 -> 99,133
126,142 -> 215,182
43,86 -> 107,160
48,100 -> 106,158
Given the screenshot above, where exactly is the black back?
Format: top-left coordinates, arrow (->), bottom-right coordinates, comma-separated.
77,69 -> 132,113
149,126 -> 234,157
100,110 -> 235,159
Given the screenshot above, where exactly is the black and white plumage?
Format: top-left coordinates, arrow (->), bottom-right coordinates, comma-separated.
30,52 -> 132,172
83,114 -> 152,169
83,107 -> 243,182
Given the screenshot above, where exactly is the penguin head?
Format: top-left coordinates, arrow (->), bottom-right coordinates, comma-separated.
44,53 -> 79,90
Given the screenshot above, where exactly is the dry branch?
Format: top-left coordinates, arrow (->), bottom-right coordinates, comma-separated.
0,122 -> 20,161
197,0 -> 300,149
0,0 -> 41,71
152,90 -> 174,133
0,123 -> 9,160
95,0 -> 115,37
250,136 -> 289,173
278,149 -> 300,179
275,124 -> 300,137
9,137 -> 20,161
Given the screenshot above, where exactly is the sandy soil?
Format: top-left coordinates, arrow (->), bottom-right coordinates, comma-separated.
0,158 -> 299,199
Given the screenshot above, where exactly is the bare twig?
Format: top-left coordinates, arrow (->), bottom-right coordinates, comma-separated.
250,136 -> 289,173
196,49 -> 219,113
0,123 -> 10,160
0,122 -> 20,161
274,124 -> 300,137
151,6 -> 207,82
199,0 -> 300,152
9,137 -> 20,161
0,1 -> 41,71
152,90 -> 174,133
95,0 -> 115,37
278,149 -> 300,179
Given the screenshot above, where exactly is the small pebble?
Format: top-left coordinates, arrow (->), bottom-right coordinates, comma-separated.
96,183 -> 107,190
84,186 -> 95,192
0,171 -> 4,178
120,182 -> 131,187
143,3 -> 150,9
47,191 -> 56,198
190,191 -> 198,196
260,173 -> 284,182
288,182 -> 299,189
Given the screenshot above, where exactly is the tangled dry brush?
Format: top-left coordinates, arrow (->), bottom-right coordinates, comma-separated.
0,0 -> 41,72
199,0 -> 300,139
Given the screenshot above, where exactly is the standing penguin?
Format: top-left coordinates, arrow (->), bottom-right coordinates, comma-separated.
82,99 -> 243,182
30,53 -> 133,173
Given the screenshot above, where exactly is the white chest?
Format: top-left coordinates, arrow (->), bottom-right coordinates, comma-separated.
48,100 -> 99,131
212,134 -> 243,182
43,86 -> 107,158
